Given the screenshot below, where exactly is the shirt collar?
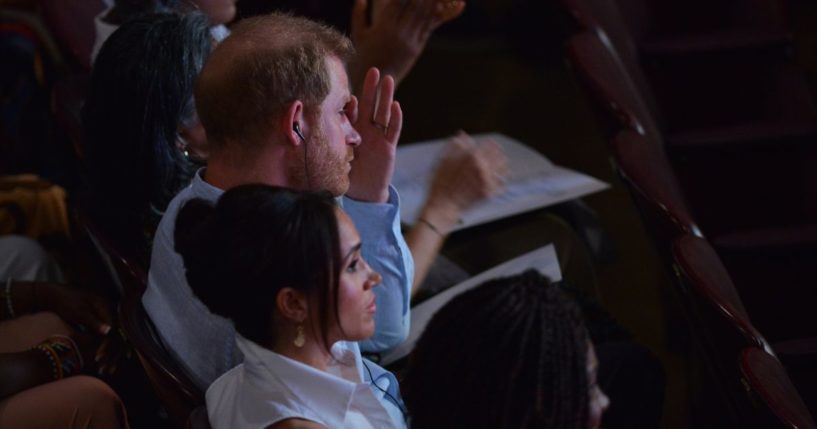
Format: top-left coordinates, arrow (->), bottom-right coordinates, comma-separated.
236,336 -> 364,428
190,168 -> 225,201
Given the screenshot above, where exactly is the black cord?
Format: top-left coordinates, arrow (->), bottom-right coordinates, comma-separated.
362,359 -> 410,422
301,129 -> 311,189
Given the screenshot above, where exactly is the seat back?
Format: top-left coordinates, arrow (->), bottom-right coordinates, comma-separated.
118,275 -> 204,428
610,130 -> 699,260
672,234 -> 769,354
560,0 -> 647,44
739,347 -> 817,429
566,31 -> 661,141
75,207 -> 204,426
38,0 -> 105,71
74,209 -> 145,298
671,234 -> 774,425
563,0 -> 787,45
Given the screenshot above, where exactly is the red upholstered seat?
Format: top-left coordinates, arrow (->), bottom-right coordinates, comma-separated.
739,347 -> 817,429
566,30 -> 817,153
560,0 -> 791,60
119,291 -> 205,429
75,210 -> 205,427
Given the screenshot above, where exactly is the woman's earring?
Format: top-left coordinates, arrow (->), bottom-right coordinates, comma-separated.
293,325 -> 305,348
176,134 -> 190,158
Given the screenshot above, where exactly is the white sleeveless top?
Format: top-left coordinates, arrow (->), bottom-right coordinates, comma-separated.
206,337 -> 407,429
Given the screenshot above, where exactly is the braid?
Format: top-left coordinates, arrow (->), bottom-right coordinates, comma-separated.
404,269 -> 590,429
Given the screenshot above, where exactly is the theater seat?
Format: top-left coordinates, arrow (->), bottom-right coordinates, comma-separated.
567,30 -> 817,154
119,286 -> 205,428
560,0 -> 792,61
739,347 -> 816,429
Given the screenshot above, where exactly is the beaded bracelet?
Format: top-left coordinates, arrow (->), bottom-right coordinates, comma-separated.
33,335 -> 84,380
2,279 -> 14,320
35,342 -> 62,380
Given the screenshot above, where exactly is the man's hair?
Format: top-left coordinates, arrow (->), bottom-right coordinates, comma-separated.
403,270 -> 590,429
195,13 -> 354,151
174,184 -> 343,351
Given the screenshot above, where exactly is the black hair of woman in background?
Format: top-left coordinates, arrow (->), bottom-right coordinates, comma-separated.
403,269 -> 609,429
82,12 -> 212,261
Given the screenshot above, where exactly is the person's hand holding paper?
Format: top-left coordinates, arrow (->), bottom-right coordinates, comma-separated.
420,131 -> 508,233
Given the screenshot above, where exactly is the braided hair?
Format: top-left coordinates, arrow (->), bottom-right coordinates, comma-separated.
404,269 -> 590,429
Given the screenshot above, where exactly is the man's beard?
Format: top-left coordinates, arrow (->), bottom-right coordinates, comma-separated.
287,124 -> 350,196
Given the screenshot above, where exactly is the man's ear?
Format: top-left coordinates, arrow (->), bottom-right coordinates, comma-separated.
276,287 -> 309,323
281,100 -> 306,147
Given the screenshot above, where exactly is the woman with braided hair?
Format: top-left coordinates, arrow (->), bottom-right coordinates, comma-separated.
403,269 -> 609,429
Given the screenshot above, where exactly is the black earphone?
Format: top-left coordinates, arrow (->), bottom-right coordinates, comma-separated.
293,122 -> 305,142
295,122 -> 312,188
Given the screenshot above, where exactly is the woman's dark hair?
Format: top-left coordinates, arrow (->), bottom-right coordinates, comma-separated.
82,12 -> 211,258
174,185 -> 343,350
403,269 -> 590,429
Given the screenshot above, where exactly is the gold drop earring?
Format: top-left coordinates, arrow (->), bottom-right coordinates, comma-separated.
293,324 -> 305,348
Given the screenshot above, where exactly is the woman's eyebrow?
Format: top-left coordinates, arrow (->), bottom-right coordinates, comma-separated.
343,242 -> 362,262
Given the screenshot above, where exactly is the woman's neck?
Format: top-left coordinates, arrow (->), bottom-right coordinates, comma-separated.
272,338 -> 335,373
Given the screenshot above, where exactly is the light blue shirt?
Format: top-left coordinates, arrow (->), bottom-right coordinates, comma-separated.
143,170 -> 413,389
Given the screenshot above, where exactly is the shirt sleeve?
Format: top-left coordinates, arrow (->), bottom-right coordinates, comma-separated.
342,185 -> 414,353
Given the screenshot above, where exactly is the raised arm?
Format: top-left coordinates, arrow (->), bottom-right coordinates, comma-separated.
345,67 -> 414,352
346,67 -> 402,204
349,0 -> 466,89
343,186 -> 414,352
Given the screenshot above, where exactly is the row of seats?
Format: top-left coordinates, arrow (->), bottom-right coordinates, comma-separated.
560,0 -> 817,427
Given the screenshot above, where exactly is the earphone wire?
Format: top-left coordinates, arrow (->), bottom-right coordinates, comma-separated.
296,124 -> 311,189
362,359 -> 410,422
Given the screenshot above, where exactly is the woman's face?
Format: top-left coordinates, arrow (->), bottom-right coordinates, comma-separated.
193,0 -> 237,25
331,208 -> 381,342
586,343 -> 610,429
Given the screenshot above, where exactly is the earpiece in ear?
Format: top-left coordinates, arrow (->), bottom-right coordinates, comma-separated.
293,123 -> 306,142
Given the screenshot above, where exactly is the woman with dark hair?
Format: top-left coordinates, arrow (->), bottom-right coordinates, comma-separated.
403,269 -> 610,429
174,184 -> 408,429
82,12 -> 212,261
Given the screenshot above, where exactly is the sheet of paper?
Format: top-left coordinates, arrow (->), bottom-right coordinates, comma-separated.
392,133 -> 609,231
380,244 -> 561,365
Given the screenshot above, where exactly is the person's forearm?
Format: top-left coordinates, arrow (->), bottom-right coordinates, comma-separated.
405,223 -> 445,297
3,280 -> 40,318
0,349 -> 53,399
406,201 -> 460,296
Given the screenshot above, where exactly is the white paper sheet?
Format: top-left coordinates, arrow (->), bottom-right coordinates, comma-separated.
380,244 -> 561,365
392,133 -> 609,230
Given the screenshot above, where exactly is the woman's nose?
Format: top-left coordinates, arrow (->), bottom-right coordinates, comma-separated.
367,270 -> 382,288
